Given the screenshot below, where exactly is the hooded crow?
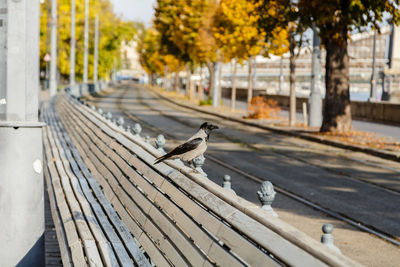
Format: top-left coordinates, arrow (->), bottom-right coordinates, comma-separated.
154,122 -> 219,164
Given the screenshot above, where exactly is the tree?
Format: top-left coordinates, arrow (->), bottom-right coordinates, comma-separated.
213,0 -> 266,109
137,28 -> 165,84
154,0 -> 218,100
39,0 -> 136,83
256,0 -> 305,126
298,0 -> 400,132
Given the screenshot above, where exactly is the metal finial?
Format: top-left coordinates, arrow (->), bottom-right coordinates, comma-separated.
145,136 -> 150,143
97,108 -> 103,115
155,134 -> 166,153
117,117 -> 125,128
111,118 -> 116,124
223,175 -> 236,194
133,123 -> 142,136
321,224 -> 341,254
105,112 -> 112,120
126,125 -> 131,133
192,154 -> 207,177
257,181 -> 278,217
90,105 -> 96,111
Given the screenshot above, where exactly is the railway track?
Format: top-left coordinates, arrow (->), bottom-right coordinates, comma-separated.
86,85 -> 400,247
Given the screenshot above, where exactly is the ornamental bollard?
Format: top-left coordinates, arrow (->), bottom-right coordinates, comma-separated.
90,105 -> 96,111
155,134 -> 166,153
126,125 -> 131,133
257,181 -> 278,217
222,175 -> 236,195
117,117 -> 125,129
193,154 -> 207,177
321,224 -> 341,254
133,123 -> 142,137
97,108 -> 103,116
111,118 -> 116,124
105,112 -> 112,121
145,136 -> 151,143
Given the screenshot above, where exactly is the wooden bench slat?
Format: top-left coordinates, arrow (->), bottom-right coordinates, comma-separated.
43,128 -> 88,267
55,108 -> 156,267
60,103 -> 246,266
59,105 -> 212,266
59,94 -> 273,266
44,163 -> 73,267
58,110 -> 172,266
46,111 -> 131,267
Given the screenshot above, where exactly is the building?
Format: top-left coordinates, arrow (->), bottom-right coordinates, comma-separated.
119,40 -> 146,80
220,25 -> 400,101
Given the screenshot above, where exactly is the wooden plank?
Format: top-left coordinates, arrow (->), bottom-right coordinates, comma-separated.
58,109 -> 171,266
59,108 -> 197,266
43,129 -> 88,267
46,128 -> 104,267
58,97 -> 255,266
61,105 -> 229,266
46,111 -> 128,267
44,162 -> 73,267
53,104 -> 150,266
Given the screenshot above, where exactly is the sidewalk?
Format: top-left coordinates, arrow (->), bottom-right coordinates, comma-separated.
221,97 -> 400,143
151,87 -> 400,162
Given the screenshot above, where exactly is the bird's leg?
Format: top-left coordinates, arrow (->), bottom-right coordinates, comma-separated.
189,160 -> 195,169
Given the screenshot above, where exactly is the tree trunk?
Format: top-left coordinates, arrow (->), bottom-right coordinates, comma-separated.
174,72 -> 180,93
186,65 -> 193,100
320,37 -> 352,132
289,32 -> 296,127
247,57 -> 253,108
231,60 -> 237,111
198,66 -> 203,101
206,62 -> 215,98
218,62 -> 223,105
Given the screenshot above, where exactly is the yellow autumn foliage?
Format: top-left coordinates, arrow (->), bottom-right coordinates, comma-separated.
40,0 -> 136,82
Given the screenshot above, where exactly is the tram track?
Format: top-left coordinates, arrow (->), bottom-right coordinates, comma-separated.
86,85 -> 400,247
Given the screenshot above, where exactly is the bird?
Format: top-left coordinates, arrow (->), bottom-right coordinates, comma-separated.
154,122 -> 219,165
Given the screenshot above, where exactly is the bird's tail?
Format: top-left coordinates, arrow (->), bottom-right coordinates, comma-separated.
154,154 -> 170,165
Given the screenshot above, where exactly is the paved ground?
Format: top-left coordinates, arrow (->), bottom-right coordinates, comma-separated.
221,97 -> 400,142
87,83 -> 400,267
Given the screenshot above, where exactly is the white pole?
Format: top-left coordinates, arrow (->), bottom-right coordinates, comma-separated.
83,0 -> 89,83
70,0 -> 76,85
49,0 -> 57,96
1,0 -> 45,265
308,23 -> 323,127
93,15 -> 99,84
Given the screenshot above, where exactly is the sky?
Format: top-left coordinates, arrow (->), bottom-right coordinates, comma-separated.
111,0 -> 156,25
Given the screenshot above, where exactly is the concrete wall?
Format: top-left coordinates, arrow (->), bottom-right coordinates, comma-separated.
222,87 -> 400,125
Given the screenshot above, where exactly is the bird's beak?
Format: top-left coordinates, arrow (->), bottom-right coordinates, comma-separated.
211,125 -> 219,130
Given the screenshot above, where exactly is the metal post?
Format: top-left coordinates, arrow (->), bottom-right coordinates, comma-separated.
212,61 -> 220,108
83,0 -> 89,83
278,57 -> 283,94
369,30 -> 377,101
252,57 -> 257,91
70,0 -> 76,86
308,23 -> 323,127
93,15 -> 99,84
49,0 -> 57,96
0,0 -> 6,116
0,0 -> 45,266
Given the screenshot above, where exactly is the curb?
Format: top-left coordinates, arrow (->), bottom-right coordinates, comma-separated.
149,87 -> 400,163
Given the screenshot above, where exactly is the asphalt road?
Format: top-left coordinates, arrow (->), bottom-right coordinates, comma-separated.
86,83 -> 400,266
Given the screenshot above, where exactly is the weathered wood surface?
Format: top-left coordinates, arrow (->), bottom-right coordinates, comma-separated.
42,101 -> 151,267
50,92 -> 360,267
